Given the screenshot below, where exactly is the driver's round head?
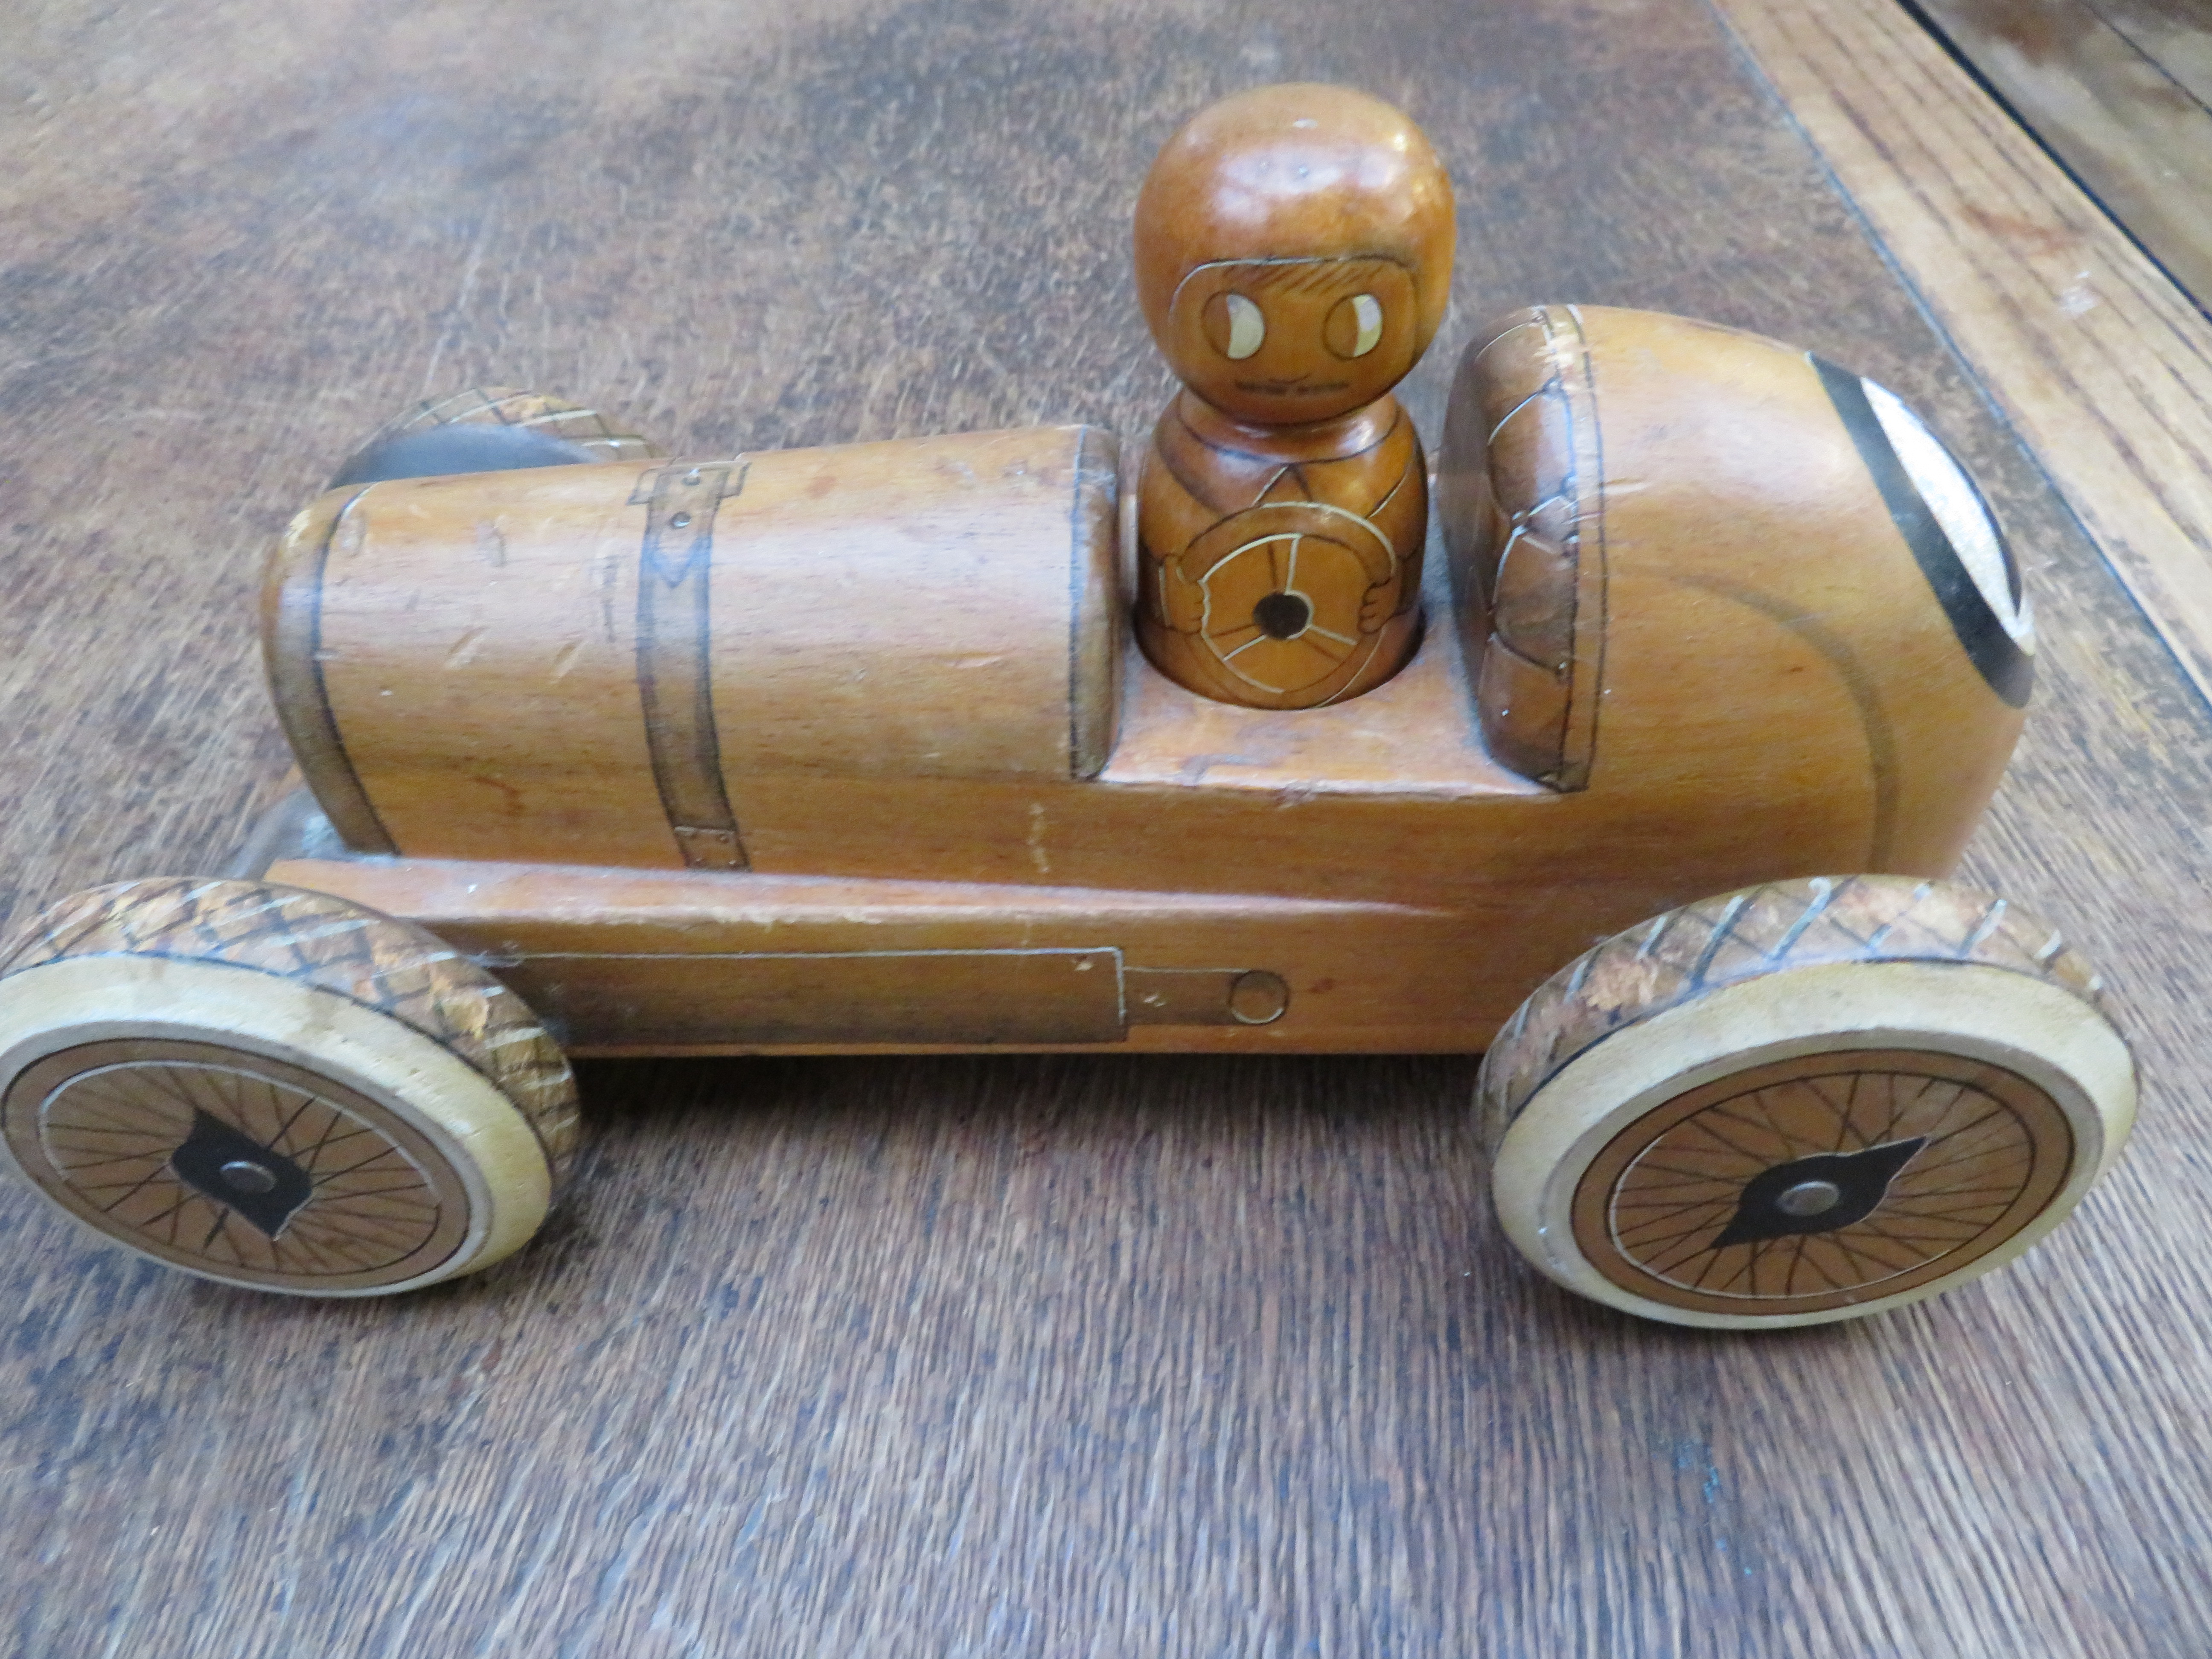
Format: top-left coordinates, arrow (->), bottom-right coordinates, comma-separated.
1134,84 -> 1455,426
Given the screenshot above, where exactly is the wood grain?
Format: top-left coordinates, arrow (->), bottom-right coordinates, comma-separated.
266,424 -> 1122,871
2091,0 -> 2212,108
1439,303 -> 2030,812
0,878 -> 579,1291
1709,0 -> 2212,727
5,0 -> 2212,1653
1482,875 -> 2134,1327
1908,0 -> 2212,307
1130,85 -> 1451,707
245,288 -> 2044,1060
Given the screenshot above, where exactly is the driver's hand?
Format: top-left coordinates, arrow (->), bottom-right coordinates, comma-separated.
1359,578 -> 1397,634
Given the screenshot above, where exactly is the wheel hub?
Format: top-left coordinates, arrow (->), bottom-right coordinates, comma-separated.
1711,1138 -> 1928,1247
167,1109 -> 316,1238
1571,1048 -> 2076,1315
4,1038 -> 468,1289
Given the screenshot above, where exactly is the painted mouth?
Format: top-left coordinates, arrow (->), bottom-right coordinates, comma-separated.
1234,379 -> 1352,396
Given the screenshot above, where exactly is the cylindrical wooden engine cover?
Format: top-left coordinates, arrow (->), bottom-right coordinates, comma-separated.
265,425 -> 1121,870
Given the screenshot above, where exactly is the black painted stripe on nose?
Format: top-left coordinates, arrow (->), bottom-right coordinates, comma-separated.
1813,356 -> 2031,708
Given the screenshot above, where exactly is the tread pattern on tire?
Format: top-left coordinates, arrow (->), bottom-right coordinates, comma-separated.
350,385 -> 660,467
0,878 -> 579,1186
1477,874 -> 2108,1154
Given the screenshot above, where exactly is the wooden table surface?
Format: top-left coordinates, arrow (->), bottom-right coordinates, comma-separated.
1912,0 -> 2212,311
4,0 -> 2209,1653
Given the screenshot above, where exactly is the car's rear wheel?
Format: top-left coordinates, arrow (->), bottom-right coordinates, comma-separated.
328,385 -> 660,486
0,879 -> 578,1295
1482,876 -> 2134,1328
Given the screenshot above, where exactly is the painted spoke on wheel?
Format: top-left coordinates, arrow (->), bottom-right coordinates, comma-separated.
23,1051 -> 451,1279
1584,1054 -> 2064,1309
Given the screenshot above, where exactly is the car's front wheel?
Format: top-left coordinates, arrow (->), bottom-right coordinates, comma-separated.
1482,875 -> 2135,1329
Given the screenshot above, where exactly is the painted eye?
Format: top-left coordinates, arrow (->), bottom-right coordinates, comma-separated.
1819,363 -> 2035,709
1202,292 -> 1266,360
1862,378 -> 2034,651
1324,292 -> 1384,358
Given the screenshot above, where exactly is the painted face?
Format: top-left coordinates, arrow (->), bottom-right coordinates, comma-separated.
1162,256 -> 1420,425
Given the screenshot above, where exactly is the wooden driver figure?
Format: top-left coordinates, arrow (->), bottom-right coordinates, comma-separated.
1133,83 -> 1455,709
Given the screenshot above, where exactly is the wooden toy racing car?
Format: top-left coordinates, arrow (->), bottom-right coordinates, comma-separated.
0,90 -> 2134,1329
